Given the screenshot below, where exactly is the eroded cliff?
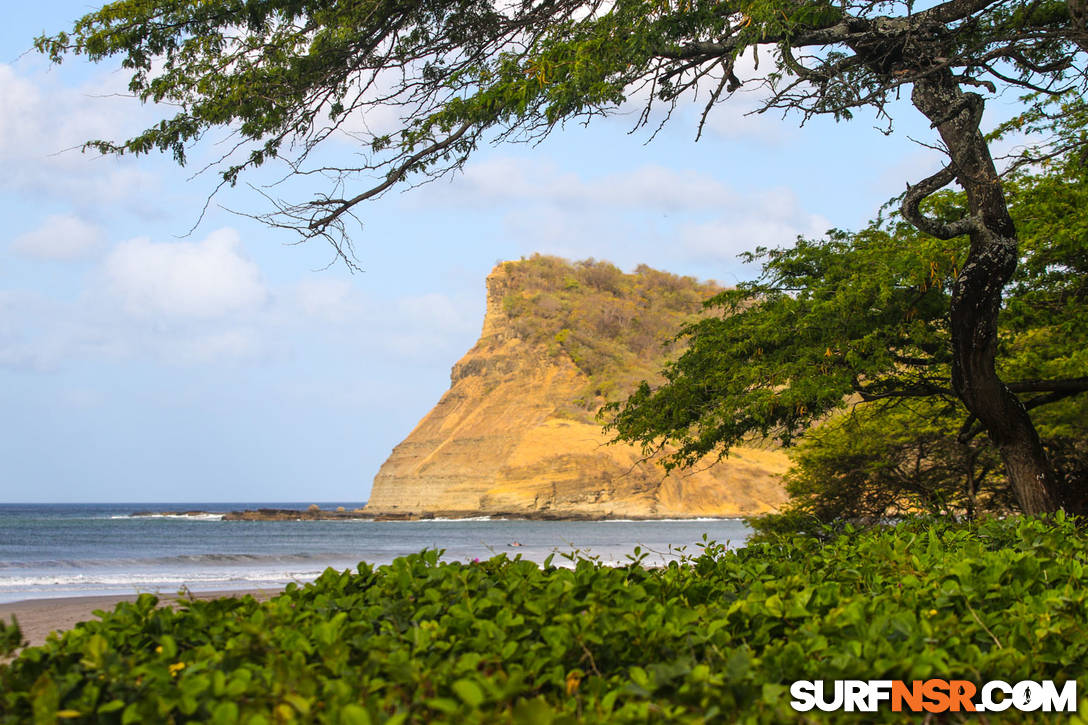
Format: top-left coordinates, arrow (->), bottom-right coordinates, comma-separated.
366,256 -> 788,518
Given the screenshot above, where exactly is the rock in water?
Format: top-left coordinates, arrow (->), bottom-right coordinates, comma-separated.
366,256 -> 788,519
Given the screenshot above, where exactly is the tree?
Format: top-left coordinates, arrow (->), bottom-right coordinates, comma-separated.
747,399 -> 1011,540
38,0 -> 1087,511
610,106 -> 1088,518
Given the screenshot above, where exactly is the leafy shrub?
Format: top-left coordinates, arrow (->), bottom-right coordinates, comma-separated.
748,400 -> 1015,539
3,517 -> 1088,722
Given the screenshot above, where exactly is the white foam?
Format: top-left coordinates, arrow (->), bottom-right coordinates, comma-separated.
599,517 -> 743,522
0,569 -> 337,603
423,516 -> 496,522
110,513 -> 225,521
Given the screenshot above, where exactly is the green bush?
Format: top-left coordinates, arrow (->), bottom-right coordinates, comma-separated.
495,255 -> 717,420
3,516 -> 1088,722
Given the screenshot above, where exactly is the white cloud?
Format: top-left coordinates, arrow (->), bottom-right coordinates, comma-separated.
0,62 -> 159,208
0,289 -> 111,372
383,292 -> 478,357
293,278 -> 358,321
701,51 -> 793,143
103,228 -> 267,319
429,158 -> 739,211
496,206 -> 650,265
680,212 -> 831,264
11,214 -> 105,260
702,96 -> 789,143
397,292 -> 474,329
156,328 -> 263,365
324,67 -> 416,143
0,241 -> 481,373
56,388 -> 107,408
611,48 -> 791,144
286,279 -> 479,361
418,156 -> 830,273
678,187 -> 831,263
0,64 -> 40,147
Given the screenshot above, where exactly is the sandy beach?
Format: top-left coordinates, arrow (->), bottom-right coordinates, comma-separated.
0,588 -> 278,651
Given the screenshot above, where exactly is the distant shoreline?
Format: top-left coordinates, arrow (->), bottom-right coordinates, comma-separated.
132,507 -> 749,522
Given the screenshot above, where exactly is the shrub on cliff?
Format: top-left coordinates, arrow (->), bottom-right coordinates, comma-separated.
3,516 -> 1088,722
498,256 -> 718,419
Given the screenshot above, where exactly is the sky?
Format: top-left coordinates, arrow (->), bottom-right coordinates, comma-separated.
0,2 -> 1031,503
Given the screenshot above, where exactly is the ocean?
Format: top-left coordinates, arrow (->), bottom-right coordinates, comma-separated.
0,503 -> 753,603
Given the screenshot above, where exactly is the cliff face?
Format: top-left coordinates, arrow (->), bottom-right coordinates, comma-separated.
366,257 -> 788,518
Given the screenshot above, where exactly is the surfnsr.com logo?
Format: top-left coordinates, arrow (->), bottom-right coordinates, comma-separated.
789,680 -> 1077,713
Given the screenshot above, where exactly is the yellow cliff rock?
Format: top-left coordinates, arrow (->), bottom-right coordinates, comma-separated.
366,256 -> 788,518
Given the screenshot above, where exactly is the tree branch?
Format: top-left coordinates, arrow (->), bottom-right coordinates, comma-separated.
1007,377 -> 1088,394
901,165 -> 980,239
305,122 -> 473,235
954,379 -> 1088,443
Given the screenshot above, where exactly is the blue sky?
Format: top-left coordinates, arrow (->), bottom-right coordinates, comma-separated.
0,2 -> 1028,503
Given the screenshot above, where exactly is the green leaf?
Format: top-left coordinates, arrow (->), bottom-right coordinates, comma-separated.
513,697 -> 555,725
425,697 -> 460,714
339,704 -> 372,725
97,700 -> 126,715
451,678 -> 485,707
283,694 -> 311,716
80,633 -> 109,669
211,701 -> 239,724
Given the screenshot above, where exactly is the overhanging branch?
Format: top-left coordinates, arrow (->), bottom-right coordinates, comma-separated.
305,121 -> 473,235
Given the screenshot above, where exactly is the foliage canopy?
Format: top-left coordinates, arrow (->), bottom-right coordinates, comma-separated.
610,108 -> 1088,520
610,146 -> 1088,453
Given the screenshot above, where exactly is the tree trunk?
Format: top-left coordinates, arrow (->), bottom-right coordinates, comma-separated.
910,71 -> 1062,515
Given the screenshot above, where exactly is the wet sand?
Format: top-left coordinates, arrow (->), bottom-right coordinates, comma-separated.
0,588 -> 278,650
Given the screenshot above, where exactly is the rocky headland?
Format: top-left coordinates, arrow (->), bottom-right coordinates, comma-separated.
365,256 -> 789,519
